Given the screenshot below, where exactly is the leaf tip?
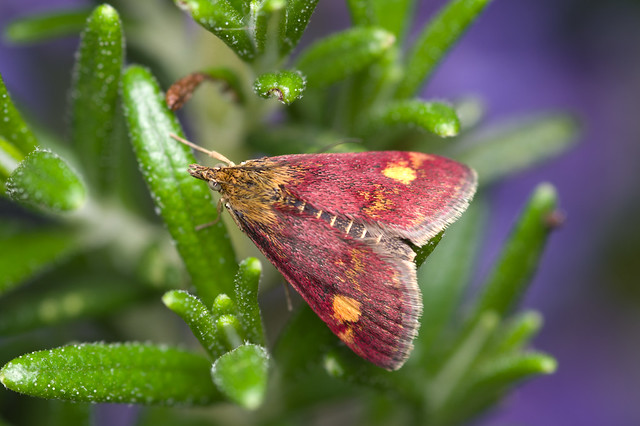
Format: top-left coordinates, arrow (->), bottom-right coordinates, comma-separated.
540,357 -> 557,374
533,182 -> 558,209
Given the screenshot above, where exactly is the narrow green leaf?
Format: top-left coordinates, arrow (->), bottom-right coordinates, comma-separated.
0,224 -> 79,296
395,0 -> 491,98
369,100 -> 460,137
473,351 -> 557,387
216,314 -> 243,349
340,47 -> 401,132
211,293 -> 236,317
472,184 -> 558,319
279,0 -> 319,56
0,73 -> 38,155
455,114 -> 580,186
162,290 -> 225,359
414,231 -> 444,269
437,351 -> 556,424
233,258 -> 264,345
4,9 -> 91,44
0,135 -> 23,180
296,27 -> 395,88
492,310 -> 543,354
6,149 -> 87,213
121,65 -> 236,306
462,352 -> 556,409
347,0 -> 416,40
0,343 -> 220,405
229,0 -> 250,16
252,0 -> 284,56
414,197 -> 487,362
0,276 -> 148,335
211,344 -> 269,410
253,70 -> 306,105
174,0 -> 255,61
69,4 -> 124,190
346,0 -> 370,26
427,311 -> 498,412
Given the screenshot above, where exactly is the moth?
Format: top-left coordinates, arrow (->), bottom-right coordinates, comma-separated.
172,134 -> 477,370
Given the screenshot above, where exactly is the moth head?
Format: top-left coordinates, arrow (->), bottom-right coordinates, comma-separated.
188,164 -> 222,192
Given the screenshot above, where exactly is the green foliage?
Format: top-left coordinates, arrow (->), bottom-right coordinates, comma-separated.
6,149 -> 86,212
0,1 -> 579,425
69,4 -> 123,191
253,70 -> 306,104
0,343 -> 220,405
211,344 -> 270,410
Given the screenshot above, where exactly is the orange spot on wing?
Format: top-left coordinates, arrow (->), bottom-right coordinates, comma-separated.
338,327 -> 355,344
360,184 -> 398,218
332,295 -> 362,323
382,164 -> 417,184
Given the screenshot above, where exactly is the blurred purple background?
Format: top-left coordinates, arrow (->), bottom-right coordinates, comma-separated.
2,0 -> 640,425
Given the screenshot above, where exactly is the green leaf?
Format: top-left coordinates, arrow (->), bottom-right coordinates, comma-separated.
278,0 -> 319,56
162,290 -> 225,359
395,0 -> 492,98
454,114 -> 580,186
369,100 -> 460,137
253,70 -> 306,105
0,276 -> 148,335
3,9 -> 91,44
436,351 -> 556,424
346,0 -> 416,40
472,183 -> 558,319
251,0 -> 284,56
0,135 -> 23,180
173,0 -> 256,61
229,0 -> 250,16
0,224 -> 80,296
459,352 -> 556,417
6,149 -> 87,213
0,343 -> 220,405
211,344 -> 269,410
414,231 -> 444,269
233,258 -> 264,345
69,4 -> 124,190
296,27 -> 395,88
211,293 -> 236,318
472,352 -> 557,390
492,310 -> 543,354
0,73 -> 38,155
414,197 -> 487,363
216,313 -> 243,349
427,311 -> 498,413
121,65 -> 236,306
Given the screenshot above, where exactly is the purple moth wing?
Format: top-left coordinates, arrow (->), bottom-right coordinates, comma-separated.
275,151 -> 477,246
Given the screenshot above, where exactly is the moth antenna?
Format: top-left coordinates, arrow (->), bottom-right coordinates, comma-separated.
169,133 -> 235,166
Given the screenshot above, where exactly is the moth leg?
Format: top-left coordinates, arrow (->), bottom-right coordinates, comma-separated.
195,198 -> 225,231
